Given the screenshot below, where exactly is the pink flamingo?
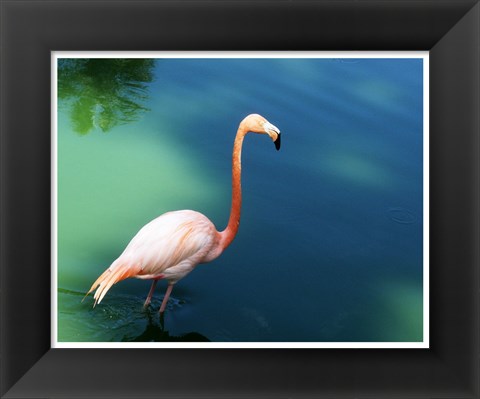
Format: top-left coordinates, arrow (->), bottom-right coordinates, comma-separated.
85,114 -> 281,313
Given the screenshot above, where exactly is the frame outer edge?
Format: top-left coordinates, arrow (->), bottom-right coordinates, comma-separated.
1,0 -> 480,398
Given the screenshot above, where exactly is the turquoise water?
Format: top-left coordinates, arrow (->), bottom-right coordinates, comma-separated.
57,57 -> 424,342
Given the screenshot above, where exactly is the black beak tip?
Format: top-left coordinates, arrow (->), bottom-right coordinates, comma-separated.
274,133 -> 281,151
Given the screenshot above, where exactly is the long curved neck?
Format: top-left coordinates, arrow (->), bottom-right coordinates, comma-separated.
220,125 -> 248,249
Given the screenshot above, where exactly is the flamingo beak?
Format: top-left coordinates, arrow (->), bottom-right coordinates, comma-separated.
274,132 -> 281,151
263,122 -> 281,151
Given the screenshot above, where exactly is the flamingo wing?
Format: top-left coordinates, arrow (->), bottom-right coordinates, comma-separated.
123,210 -> 217,277
86,210 -> 218,306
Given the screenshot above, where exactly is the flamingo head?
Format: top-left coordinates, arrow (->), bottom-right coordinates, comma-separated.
241,114 -> 281,150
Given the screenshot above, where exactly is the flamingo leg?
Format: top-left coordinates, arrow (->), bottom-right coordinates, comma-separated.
143,280 -> 158,308
159,284 -> 174,313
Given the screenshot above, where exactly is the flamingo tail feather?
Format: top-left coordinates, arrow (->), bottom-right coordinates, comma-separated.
83,261 -> 141,307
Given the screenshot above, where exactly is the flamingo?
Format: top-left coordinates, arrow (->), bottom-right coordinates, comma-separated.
84,114 -> 281,313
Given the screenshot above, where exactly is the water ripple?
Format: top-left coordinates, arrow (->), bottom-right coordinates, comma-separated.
57,288 -> 209,342
388,207 -> 417,224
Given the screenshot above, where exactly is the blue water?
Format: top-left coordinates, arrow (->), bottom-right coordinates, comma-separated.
57,57 -> 424,343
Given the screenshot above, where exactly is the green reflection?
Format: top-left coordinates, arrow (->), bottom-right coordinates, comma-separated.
324,151 -> 392,188
374,280 -> 423,342
58,59 -> 155,134
58,289 -> 210,342
384,281 -> 423,341
353,79 -> 400,110
57,114 -> 221,291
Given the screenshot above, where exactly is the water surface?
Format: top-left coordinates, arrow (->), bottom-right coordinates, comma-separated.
57,57 -> 424,343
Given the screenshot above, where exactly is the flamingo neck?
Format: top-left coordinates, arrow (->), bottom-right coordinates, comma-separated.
220,125 -> 248,250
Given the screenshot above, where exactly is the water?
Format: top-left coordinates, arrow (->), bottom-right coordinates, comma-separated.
57,57 -> 424,343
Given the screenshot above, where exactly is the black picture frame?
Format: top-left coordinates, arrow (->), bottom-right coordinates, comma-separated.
1,0 -> 479,398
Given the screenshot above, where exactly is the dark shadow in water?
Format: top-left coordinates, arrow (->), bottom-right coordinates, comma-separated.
58,59 -> 155,134
122,309 -> 210,342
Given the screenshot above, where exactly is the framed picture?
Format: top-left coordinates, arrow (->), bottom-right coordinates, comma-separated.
1,1 -> 479,398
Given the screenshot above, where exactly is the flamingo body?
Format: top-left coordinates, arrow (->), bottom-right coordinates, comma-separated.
86,114 -> 281,313
123,210 -> 221,281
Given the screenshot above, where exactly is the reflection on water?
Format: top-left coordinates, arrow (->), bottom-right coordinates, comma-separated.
59,289 -> 209,342
123,311 -> 210,342
58,59 -> 155,134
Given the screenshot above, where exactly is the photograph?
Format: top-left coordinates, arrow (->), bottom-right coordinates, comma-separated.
53,53 -> 428,347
